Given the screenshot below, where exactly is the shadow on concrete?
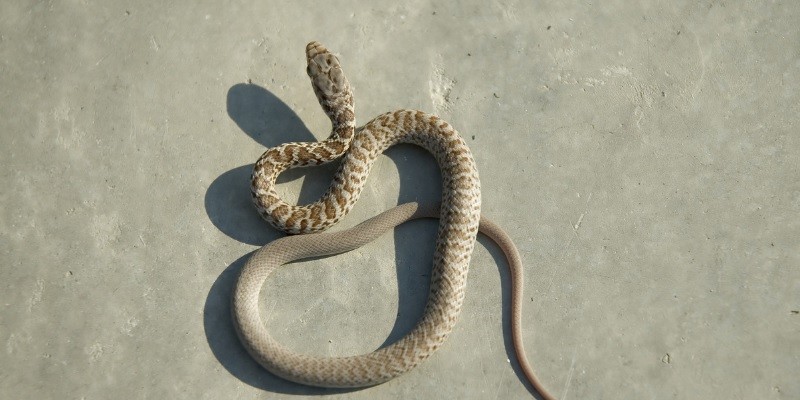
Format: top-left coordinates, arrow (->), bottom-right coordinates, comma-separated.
204,82 -> 530,396
226,82 -> 315,148
204,164 -> 278,246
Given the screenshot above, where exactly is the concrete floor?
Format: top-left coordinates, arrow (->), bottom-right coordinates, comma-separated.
1,1 -> 798,399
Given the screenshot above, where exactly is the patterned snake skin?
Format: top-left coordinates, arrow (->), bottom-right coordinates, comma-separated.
232,42 -> 555,399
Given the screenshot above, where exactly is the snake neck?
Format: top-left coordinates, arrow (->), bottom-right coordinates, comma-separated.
325,93 -> 356,142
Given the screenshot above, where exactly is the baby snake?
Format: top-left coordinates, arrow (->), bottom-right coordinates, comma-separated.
232,41 -> 555,399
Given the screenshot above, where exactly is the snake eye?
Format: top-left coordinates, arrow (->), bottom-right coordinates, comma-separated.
306,65 -> 312,76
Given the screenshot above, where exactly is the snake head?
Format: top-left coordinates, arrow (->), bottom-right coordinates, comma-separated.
306,41 -> 352,108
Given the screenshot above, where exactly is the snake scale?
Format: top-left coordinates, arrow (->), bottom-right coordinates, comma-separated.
232,41 -> 555,399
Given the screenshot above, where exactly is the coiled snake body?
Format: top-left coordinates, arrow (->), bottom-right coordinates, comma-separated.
232,42 -> 555,399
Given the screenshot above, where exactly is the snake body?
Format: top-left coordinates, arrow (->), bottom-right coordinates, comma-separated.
232,42 -> 555,399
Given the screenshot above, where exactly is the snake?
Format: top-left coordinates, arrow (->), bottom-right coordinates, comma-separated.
232,41 -> 555,400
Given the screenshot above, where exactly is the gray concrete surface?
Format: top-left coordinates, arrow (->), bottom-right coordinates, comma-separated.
1,1 -> 798,399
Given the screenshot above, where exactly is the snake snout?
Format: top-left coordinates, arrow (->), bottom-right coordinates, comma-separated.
306,41 -> 338,71
307,42 -> 342,74
306,41 -> 327,60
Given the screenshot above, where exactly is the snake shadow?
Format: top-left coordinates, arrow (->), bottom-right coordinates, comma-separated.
204,83 -> 530,396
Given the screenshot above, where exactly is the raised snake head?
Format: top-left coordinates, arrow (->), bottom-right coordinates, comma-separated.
305,41 -> 353,117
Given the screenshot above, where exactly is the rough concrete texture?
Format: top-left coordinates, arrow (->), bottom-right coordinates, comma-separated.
1,1 -> 799,399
